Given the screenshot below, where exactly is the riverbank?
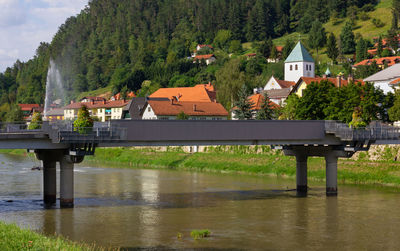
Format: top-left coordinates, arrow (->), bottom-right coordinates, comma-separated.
0,221 -> 97,250
2,146 -> 400,186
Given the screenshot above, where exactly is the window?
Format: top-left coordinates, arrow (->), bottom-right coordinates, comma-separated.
306,65 -> 308,71
295,64 -> 298,70
148,107 -> 151,112
290,65 -> 292,71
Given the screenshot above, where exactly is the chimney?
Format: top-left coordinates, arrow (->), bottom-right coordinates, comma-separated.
70,100 -> 74,104
103,100 -> 106,104
347,74 -> 354,83
323,74 -> 327,78
170,97 -> 174,105
193,104 -> 197,111
336,76 -> 342,87
91,100 -> 94,105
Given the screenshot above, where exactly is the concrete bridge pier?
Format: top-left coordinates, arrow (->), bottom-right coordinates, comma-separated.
295,154 -> 308,196
42,159 -> 57,205
35,150 -> 83,208
60,156 -> 74,208
325,153 -> 338,196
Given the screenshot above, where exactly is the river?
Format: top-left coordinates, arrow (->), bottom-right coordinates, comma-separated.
1,153 -> 400,250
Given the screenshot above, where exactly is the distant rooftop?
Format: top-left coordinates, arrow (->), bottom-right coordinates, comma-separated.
284,42 -> 314,63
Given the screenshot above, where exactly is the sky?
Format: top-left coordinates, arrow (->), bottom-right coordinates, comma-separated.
0,0 -> 88,72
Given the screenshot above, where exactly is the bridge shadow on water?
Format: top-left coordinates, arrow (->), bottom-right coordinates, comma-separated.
0,188 -> 324,212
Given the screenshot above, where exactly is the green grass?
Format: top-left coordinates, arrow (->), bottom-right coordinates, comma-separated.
0,221 -> 98,250
76,86 -> 112,101
324,0 -> 392,40
190,229 -> 211,240
83,146 -> 400,186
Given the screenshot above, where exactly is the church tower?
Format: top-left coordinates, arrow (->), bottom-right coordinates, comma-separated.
284,41 -> 315,82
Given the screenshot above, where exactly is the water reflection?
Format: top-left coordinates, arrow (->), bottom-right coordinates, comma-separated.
2,154 -> 400,249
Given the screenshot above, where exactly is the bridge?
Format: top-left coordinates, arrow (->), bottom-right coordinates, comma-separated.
1,120 -> 399,208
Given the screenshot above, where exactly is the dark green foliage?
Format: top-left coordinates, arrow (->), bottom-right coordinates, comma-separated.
176,111 -> 189,120
386,29 -> 399,52
5,105 -> 23,122
256,93 -> 274,120
73,105 -> 94,134
233,85 -> 254,120
258,38 -> 273,58
340,22 -> 356,54
282,39 -> 295,60
354,60 -> 380,79
308,20 -> 326,56
389,91 -> 400,122
356,38 -> 368,62
377,36 -> 383,57
327,33 -> 339,63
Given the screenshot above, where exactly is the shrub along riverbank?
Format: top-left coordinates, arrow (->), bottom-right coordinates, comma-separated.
0,221 -> 97,251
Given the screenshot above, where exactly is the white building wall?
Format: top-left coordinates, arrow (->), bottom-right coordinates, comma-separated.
142,105 -> 158,120
284,61 -> 314,82
373,80 -> 394,94
264,76 -> 282,90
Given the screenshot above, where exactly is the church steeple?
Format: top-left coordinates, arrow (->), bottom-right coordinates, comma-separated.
284,41 -> 315,82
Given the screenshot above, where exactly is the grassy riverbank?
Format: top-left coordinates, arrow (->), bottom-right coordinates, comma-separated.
82,146 -> 400,186
2,146 -> 400,186
0,221 -> 96,251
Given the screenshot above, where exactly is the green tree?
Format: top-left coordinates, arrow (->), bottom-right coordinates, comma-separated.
377,36 -> 383,57
256,93 -> 274,120
296,80 -> 335,120
308,20 -> 327,57
73,105 -> 94,134
349,107 -> 366,128
282,39 -> 295,60
6,105 -> 23,122
280,94 -> 300,120
327,33 -> 339,63
28,112 -> 42,129
214,30 -> 232,51
258,38 -> 273,58
389,90 -> 400,121
176,111 -> 189,120
340,22 -> 356,54
233,85 -> 254,120
356,38 -> 368,62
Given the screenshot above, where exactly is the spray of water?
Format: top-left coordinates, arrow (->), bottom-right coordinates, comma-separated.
44,60 -> 65,119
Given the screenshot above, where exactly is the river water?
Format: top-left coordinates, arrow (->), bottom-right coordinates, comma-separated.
1,153 -> 400,250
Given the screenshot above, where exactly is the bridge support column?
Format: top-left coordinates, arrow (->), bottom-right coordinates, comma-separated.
60,156 -> 74,208
325,153 -> 338,196
43,159 -> 56,205
295,154 -> 308,196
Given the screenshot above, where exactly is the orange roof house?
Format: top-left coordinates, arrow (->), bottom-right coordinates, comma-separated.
248,94 -> 280,111
18,104 -> 40,111
353,56 -> 400,68
111,91 -> 136,101
142,99 -> 228,120
149,83 -> 217,102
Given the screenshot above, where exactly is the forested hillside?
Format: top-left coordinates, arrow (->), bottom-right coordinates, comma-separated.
0,0 -> 379,113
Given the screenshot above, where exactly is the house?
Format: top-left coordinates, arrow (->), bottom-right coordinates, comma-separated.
290,76 -> 364,97
267,46 -> 283,63
264,76 -> 296,91
18,104 -> 42,120
63,99 -> 129,122
191,44 -> 214,57
110,91 -> 136,101
265,88 -> 293,105
141,98 -> 228,120
149,83 -> 217,102
121,97 -> 169,120
353,56 -> 400,69
245,53 -> 257,59
44,108 -> 64,121
364,63 -> 400,94
231,93 -> 280,120
193,54 -> 216,65
80,96 -> 107,103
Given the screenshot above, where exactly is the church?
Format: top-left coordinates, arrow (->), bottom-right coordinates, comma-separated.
256,41 -> 362,105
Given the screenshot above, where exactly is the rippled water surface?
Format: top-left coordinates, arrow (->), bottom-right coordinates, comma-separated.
1,153 -> 400,250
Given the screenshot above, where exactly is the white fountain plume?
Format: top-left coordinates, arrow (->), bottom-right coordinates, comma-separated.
44,60 -> 65,120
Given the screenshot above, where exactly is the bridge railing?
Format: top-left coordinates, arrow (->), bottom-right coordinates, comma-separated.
0,122 -> 45,133
325,120 -> 400,141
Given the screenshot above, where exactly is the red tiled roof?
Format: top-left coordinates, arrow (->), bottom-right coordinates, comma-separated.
18,104 -> 40,111
64,100 -> 129,109
298,77 -> 364,88
248,94 -> 280,110
148,100 -> 228,117
246,53 -> 257,57
276,80 -> 296,88
354,56 -> 400,67
390,77 -> 400,85
276,46 -> 283,52
150,84 -> 216,102
194,54 -> 215,60
112,91 -> 136,100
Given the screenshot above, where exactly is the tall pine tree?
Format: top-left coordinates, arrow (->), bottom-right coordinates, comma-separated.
340,22 -> 356,54
327,33 -> 339,63
233,85 -> 255,120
